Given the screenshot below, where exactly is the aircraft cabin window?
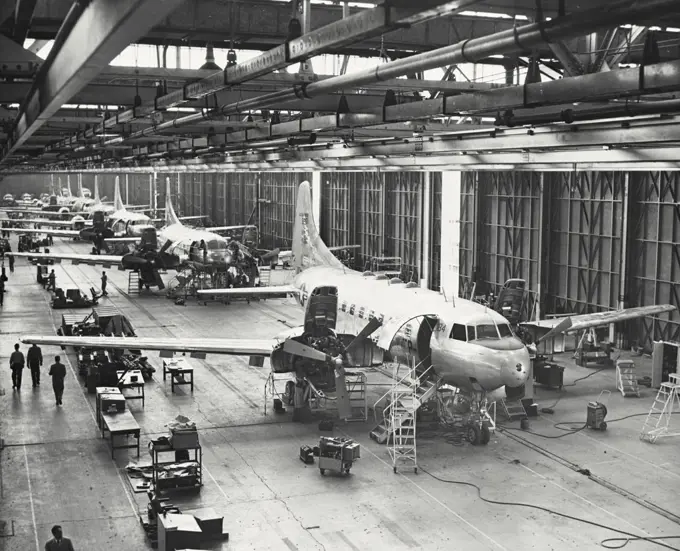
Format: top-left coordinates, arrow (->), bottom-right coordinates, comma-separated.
498,323 -> 513,338
475,324 -> 500,340
449,324 -> 467,342
467,326 -> 476,341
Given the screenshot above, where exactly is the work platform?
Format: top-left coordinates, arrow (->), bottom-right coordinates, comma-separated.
1,236 -> 679,550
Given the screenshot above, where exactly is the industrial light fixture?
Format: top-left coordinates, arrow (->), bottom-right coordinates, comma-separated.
199,43 -> 221,71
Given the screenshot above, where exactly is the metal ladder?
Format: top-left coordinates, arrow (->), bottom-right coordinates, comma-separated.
127,271 -> 140,295
640,374 -> 680,443
369,359 -> 438,448
500,397 -> 527,420
616,359 -> 640,397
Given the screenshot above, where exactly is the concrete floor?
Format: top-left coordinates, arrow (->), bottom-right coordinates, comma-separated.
1,236 -> 680,551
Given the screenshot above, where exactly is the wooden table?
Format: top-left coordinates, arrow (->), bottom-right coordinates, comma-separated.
116,369 -> 145,407
101,409 -> 140,459
163,359 -> 194,393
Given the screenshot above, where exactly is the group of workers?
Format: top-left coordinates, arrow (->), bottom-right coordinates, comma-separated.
10,343 -> 67,405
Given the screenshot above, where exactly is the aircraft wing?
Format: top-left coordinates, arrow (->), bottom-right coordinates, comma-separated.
4,219 -> 91,227
196,285 -> 298,297
206,224 -> 254,232
522,305 -> 677,341
4,227 -> 80,238
9,251 -> 124,268
104,237 -> 139,244
19,335 -> 277,358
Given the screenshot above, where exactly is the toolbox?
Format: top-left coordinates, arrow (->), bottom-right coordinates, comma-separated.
101,393 -> 126,414
170,429 -> 199,450
96,387 -> 122,426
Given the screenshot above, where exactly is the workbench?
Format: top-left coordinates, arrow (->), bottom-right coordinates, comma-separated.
163,358 -> 194,393
101,409 -> 140,459
117,369 -> 145,407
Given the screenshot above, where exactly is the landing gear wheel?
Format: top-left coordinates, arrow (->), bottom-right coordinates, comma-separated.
600,422 -> 607,431
466,424 -> 482,445
480,423 -> 491,445
285,381 -> 295,406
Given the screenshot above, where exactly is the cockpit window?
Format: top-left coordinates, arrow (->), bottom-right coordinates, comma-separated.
467,326 -> 476,341
449,324 -> 467,342
206,240 -> 225,250
475,324 -> 500,340
498,323 -> 513,338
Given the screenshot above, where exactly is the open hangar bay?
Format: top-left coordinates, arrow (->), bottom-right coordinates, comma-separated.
1,1 -> 680,550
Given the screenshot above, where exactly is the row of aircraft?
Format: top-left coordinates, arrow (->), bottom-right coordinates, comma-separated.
15,181 -> 675,426
8,177 -> 264,289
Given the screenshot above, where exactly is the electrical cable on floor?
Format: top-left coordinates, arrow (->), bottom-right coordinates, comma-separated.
541,365 -> 611,410
419,467 -> 680,551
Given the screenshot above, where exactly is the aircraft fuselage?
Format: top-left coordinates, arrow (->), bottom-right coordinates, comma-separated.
290,266 -> 530,393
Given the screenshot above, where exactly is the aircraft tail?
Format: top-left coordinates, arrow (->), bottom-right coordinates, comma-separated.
94,179 -> 101,203
165,177 -> 180,226
77,179 -> 84,198
292,181 -> 345,272
113,176 -> 125,211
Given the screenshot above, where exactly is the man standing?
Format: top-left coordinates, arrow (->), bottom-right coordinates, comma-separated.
47,269 -> 56,291
49,355 -> 66,406
10,343 -> 25,391
45,525 -> 75,551
8,253 -> 14,273
0,276 -> 4,306
27,343 -> 43,387
101,271 -> 108,296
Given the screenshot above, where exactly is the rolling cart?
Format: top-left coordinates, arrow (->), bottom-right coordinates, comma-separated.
318,436 -> 360,476
586,390 -> 610,431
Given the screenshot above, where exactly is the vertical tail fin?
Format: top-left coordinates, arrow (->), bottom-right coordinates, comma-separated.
292,181 -> 345,272
113,176 -> 125,211
165,177 -> 180,226
77,178 -> 84,198
94,177 -> 101,203
65,177 -> 72,197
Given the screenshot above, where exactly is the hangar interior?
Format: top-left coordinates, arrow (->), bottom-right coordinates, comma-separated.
1,1 -> 680,550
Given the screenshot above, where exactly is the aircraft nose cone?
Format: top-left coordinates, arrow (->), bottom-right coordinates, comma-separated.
501,348 -> 530,388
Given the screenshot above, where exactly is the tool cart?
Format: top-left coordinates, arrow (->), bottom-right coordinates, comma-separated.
318,436 -> 360,476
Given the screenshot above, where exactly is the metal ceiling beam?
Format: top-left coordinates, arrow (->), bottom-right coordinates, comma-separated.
108,0 -> 679,148
549,41 -> 585,76
11,0 -> 40,44
2,0 -> 186,163
24,145 -> 680,173
607,25 -> 648,68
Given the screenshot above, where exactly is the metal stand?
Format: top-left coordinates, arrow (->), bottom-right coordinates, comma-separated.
640,374 -> 680,443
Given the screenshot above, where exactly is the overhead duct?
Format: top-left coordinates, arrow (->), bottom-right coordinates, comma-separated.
110,0 -> 680,147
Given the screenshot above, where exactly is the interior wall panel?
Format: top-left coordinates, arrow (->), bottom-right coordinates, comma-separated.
429,172 -> 442,292
320,173 -> 352,249
628,171 -> 680,347
478,172 -> 541,319
459,172 -> 476,298
547,171 -> 623,316
357,172 -> 385,272
384,172 -> 421,282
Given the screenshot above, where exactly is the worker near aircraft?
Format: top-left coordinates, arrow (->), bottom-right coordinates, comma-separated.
101,271 -> 108,296
8,253 -> 14,274
46,269 -> 56,291
45,524 -> 75,551
49,356 -> 67,406
27,343 -> 43,387
10,343 -> 25,391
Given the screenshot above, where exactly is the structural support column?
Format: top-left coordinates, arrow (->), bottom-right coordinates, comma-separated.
421,171 -> 432,289
615,173 -> 631,346
440,171 -> 462,300
125,173 -> 129,204
536,174 -> 545,321
311,172 -> 322,228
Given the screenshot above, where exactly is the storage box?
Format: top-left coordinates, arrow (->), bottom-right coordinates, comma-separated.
170,430 -> 199,449
193,508 -> 223,536
101,394 -> 126,414
342,442 -> 360,461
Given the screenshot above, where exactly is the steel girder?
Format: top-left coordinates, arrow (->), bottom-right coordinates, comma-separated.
2,0 -> 186,163
41,1 -> 487,156
11,0 -> 40,44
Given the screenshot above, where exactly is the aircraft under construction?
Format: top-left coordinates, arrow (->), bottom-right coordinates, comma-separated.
9,178 -> 262,290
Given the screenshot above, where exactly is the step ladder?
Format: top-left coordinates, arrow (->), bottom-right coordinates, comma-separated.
127,271 -> 140,295
500,398 -> 527,420
616,359 -> 640,397
640,374 -> 680,443
258,266 -> 271,287
369,360 -> 438,441
344,372 -> 368,422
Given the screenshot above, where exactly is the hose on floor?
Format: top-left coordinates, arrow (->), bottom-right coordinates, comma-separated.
420,467 -> 680,550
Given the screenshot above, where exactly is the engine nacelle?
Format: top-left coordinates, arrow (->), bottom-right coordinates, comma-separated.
58,206 -> 70,214
70,215 -> 85,230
